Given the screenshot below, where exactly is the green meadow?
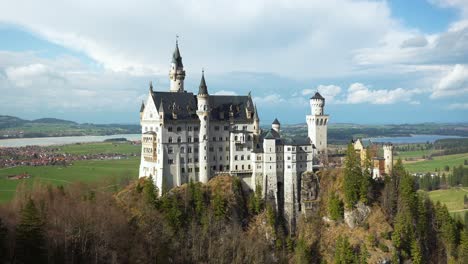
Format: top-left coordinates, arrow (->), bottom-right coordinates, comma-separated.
403,153 -> 468,173
427,187 -> 468,223
0,142 -> 140,203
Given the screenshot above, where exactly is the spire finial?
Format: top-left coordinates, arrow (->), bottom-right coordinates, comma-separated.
149,81 -> 153,92
176,34 -> 179,45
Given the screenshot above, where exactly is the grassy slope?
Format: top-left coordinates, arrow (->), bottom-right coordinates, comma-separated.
427,187 -> 468,222
403,153 -> 468,173
0,142 -> 141,203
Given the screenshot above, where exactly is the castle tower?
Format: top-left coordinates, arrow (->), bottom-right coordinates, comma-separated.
253,104 -> 260,135
306,92 -> 329,157
383,144 -> 394,175
169,39 -> 186,92
197,70 -> 210,183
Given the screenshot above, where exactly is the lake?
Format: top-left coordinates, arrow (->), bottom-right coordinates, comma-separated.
0,134 -> 141,147
365,134 -> 466,144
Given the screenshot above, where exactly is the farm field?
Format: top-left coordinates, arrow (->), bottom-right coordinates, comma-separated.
427,187 -> 468,223
0,157 -> 139,203
402,152 -> 468,173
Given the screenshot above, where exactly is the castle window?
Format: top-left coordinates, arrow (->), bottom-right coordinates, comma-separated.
213,137 -> 216,141
219,156 -> 222,160
213,166 -> 216,170
195,148 -> 199,153
225,146 -> 229,151
226,137 -> 229,141
241,155 -> 244,160
247,136 -> 251,141
194,137 -> 199,142
270,157 -> 272,161
243,125 -> 247,130
180,147 -> 185,153
188,168 -> 193,173
235,155 -> 238,160
168,147 -> 173,154
235,165 -> 238,170
195,167 -> 199,172
235,136 -> 238,141
195,158 -> 199,162
213,156 -> 216,161
168,159 -> 174,164
168,126 -> 173,132
224,126 -> 229,130
181,157 -> 185,163
219,147 -> 223,151
247,155 -> 250,160
242,165 -> 245,170
219,137 -> 223,141
214,126 -> 220,131
188,126 -> 192,131
188,158 -> 192,163
248,165 -> 251,170
168,137 -> 173,143
226,165 -> 230,170
188,137 -> 192,142
288,165 -> 291,169
209,147 -> 214,152
194,126 -> 199,131
188,147 -> 192,153
177,127 -> 182,132
287,156 -> 291,160
177,137 -> 181,143
219,165 -> 223,171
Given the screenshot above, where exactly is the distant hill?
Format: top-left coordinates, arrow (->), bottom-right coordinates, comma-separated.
31,118 -> 77,124
0,115 -> 140,139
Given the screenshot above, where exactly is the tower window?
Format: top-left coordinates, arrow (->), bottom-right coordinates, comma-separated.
168,126 -> 173,132
168,137 -> 173,143
177,127 -> 182,132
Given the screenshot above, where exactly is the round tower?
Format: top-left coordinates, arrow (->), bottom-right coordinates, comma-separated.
272,118 -> 280,132
310,92 -> 325,115
197,70 -> 210,183
169,39 -> 186,92
383,143 -> 394,175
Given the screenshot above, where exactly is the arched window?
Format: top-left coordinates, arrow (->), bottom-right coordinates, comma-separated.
180,147 -> 185,153
168,137 -> 173,143
177,137 -> 181,143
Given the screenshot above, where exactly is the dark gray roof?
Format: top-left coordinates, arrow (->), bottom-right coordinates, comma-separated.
198,72 -> 208,95
272,118 -> 280,125
140,101 -> 145,112
172,42 -> 183,68
150,91 -> 257,122
282,137 -> 311,146
311,92 -> 324,100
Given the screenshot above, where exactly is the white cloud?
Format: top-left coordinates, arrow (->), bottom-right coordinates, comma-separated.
253,94 -> 285,107
343,83 -> 422,104
447,102 -> 468,109
400,35 -> 428,48
213,90 -> 237,96
302,85 -> 341,102
0,0 -> 404,78
432,64 -> 468,98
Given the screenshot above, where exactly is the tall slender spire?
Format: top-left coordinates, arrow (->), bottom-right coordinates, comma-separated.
198,69 -> 208,95
172,36 -> 183,68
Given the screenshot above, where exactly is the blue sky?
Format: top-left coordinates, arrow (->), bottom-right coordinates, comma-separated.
0,0 -> 467,125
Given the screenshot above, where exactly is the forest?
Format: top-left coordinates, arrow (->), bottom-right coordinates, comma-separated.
0,144 -> 467,263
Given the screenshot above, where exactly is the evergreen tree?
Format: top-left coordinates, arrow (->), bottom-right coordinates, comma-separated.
143,176 -> 158,206
14,198 -> 46,264
328,193 -> 344,221
343,143 -> 361,208
359,148 -> 372,204
334,236 -> 357,264
212,191 -> 227,221
458,230 -> 468,264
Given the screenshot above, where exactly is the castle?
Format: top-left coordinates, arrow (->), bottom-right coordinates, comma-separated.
352,138 -> 394,178
139,41 -> 328,226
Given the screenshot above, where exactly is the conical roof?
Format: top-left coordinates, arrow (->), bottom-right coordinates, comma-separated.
198,71 -> 208,95
171,41 -> 183,68
272,118 -> 280,125
311,92 -> 324,100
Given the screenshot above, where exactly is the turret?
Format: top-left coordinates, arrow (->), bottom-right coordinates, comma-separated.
310,92 -> 325,115
383,144 -> 394,175
169,39 -> 186,92
272,118 -> 280,132
139,101 -> 145,120
253,104 -> 260,135
196,70 -> 210,183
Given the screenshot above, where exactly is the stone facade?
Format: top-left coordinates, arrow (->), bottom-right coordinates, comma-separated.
138,41 -> 329,226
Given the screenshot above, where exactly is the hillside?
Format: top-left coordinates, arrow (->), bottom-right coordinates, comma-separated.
0,115 -> 139,138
